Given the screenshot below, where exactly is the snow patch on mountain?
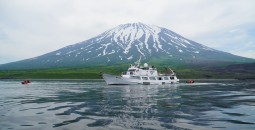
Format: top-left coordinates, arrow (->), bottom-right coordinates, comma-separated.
55,22 -> 221,64
127,55 -> 133,60
119,55 -> 123,60
102,43 -> 111,56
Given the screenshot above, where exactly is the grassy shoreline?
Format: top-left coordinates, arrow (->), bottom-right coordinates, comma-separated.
1,65 -> 254,80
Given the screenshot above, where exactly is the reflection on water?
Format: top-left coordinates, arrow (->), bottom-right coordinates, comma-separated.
0,80 -> 255,130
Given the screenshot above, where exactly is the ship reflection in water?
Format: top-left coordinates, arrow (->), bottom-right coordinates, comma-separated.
0,80 -> 254,130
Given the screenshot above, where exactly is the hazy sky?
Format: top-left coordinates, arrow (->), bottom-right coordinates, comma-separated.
0,0 -> 255,64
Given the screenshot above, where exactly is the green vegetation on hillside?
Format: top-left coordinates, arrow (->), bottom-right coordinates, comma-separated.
1,63 -> 255,79
0,65 -> 127,79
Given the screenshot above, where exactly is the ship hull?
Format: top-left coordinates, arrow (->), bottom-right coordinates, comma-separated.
103,74 -> 179,85
102,74 -> 137,85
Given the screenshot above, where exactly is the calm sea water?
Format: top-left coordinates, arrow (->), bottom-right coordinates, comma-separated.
0,79 -> 255,130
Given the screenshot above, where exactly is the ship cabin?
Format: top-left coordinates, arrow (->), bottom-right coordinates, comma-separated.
121,63 -> 178,84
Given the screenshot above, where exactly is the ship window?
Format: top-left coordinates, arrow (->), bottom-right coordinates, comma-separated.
164,77 -> 169,80
131,76 -> 141,80
170,76 -> 174,80
149,77 -> 156,80
142,77 -> 148,80
158,77 -> 162,80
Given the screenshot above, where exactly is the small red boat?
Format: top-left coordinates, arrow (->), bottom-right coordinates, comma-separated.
186,80 -> 195,83
21,80 -> 31,84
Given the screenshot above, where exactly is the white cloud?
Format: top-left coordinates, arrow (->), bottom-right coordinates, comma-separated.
0,0 -> 255,64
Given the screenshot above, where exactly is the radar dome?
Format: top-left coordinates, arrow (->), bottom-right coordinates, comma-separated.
144,63 -> 148,67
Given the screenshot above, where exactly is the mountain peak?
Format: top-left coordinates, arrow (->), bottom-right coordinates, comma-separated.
98,22 -> 161,54
0,23 -> 253,70
104,22 -> 161,38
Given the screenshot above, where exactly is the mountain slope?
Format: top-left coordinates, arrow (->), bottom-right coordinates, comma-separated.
0,22 -> 254,70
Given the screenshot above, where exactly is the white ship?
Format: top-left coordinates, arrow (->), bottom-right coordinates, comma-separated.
103,60 -> 179,85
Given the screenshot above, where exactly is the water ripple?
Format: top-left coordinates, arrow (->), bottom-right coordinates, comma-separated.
0,80 -> 255,130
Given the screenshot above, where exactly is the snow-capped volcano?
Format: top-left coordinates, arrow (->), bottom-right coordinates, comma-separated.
52,22 -> 218,62
0,23 -> 253,69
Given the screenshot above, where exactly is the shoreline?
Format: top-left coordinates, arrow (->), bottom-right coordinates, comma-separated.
0,78 -> 242,81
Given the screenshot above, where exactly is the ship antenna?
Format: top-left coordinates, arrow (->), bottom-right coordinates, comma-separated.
168,67 -> 175,75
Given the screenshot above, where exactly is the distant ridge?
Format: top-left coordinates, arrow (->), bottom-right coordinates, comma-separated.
0,22 -> 254,70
